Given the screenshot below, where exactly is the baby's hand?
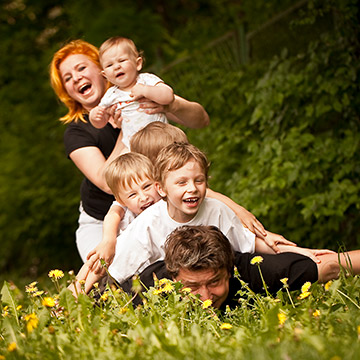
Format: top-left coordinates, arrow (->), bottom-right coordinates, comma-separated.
130,84 -> 147,101
89,105 -> 109,129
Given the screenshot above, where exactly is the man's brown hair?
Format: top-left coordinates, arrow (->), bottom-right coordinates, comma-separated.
164,225 -> 234,278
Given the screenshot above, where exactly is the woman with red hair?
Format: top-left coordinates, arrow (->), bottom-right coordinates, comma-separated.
50,39 -> 210,263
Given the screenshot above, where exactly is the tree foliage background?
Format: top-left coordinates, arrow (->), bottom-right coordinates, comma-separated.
0,0 -> 359,280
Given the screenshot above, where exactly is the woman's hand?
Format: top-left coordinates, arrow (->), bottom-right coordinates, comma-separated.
108,104 -> 123,128
137,97 -> 167,115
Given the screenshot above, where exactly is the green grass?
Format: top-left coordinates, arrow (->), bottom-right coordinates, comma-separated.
1,267 -> 360,359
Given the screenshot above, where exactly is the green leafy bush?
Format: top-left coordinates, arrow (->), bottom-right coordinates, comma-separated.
174,0 -> 360,250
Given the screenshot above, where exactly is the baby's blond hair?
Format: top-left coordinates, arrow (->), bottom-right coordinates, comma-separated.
99,36 -> 144,67
130,122 -> 189,164
105,152 -> 154,201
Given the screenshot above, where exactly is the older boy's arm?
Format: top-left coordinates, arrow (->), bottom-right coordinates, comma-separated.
131,83 -> 174,105
206,188 -> 267,239
87,205 -> 125,273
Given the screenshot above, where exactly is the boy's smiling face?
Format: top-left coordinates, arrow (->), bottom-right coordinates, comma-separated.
118,176 -> 161,215
156,159 -> 207,223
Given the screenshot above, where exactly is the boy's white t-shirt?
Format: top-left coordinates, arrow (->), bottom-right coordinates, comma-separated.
108,198 -> 255,283
99,73 -> 168,148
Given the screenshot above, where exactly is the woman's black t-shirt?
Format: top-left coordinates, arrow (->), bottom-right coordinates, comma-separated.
64,116 -> 120,220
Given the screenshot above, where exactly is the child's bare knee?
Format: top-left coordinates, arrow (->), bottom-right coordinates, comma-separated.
318,260 -> 340,283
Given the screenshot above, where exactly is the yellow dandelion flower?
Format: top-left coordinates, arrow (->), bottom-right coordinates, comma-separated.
234,266 -> 239,277
220,323 -> 233,330
79,279 -> 86,286
153,289 -> 162,295
280,277 -> 288,285
2,306 -> 9,317
24,313 -> 39,333
25,282 -> 38,294
312,309 -> 321,318
16,305 -> 22,311
278,312 -> 287,325
48,269 -> 64,280
298,291 -> 311,300
119,307 -> 129,314
32,290 -> 44,297
93,282 -> 99,289
324,280 -> 333,291
162,282 -> 174,293
202,299 -> 212,309
42,297 -> 56,307
7,342 -> 17,352
181,287 -> 192,294
159,278 -> 171,286
0,354 -> 6,359
357,325 -> 360,336
100,293 -> 109,302
301,281 -> 311,294
250,256 -> 264,265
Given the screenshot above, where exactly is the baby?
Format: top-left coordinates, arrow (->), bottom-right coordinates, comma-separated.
89,36 -> 174,150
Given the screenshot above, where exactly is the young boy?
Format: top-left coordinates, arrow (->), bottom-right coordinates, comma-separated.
89,36 -> 174,150
70,152 -> 161,294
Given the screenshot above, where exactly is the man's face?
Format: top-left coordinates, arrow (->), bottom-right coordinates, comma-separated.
175,267 -> 230,308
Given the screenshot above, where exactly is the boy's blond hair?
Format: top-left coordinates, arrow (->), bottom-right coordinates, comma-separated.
130,122 -> 189,164
105,152 -> 154,201
99,36 -> 144,67
154,142 -> 209,187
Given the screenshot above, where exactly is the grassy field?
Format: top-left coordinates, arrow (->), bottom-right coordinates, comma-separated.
1,264 -> 360,359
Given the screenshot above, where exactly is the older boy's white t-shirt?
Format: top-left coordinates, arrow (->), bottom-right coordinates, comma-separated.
108,198 -> 255,283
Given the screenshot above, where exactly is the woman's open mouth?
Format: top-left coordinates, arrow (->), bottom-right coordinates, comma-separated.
79,83 -> 91,94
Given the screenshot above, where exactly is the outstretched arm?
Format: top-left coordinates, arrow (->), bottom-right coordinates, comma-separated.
206,188 -> 267,239
87,204 -> 125,273
138,94 -> 210,128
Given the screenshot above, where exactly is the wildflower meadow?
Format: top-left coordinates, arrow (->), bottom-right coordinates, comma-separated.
1,260 -> 360,359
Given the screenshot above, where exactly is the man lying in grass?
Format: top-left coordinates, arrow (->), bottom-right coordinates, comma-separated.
120,225 -> 360,310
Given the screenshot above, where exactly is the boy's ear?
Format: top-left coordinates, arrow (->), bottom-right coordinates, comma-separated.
155,182 -> 166,198
136,57 -> 143,72
101,70 -> 107,78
